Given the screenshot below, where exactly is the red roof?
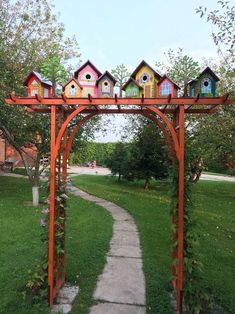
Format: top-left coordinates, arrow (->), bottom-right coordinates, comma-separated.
121,77 -> 144,90
74,60 -> 102,78
131,60 -> 162,80
157,75 -> 180,89
62,78 -> 83,91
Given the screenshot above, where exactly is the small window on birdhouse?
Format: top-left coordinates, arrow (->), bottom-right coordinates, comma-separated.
103,81 -> 110,92
69,84 -> 77,96
31,89 -> 37,96
191,87 -> 195,97
31,80 -> 37,85
44,88 -> 49,97
126,89 -> 131,96
201,78 -> 211,94
160,81 -> 171,95
132,88 -> 137,96
140,73 -> 149,83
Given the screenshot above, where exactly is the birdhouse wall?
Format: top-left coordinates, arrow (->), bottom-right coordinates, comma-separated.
158,77 -> 177,97
26,75 -> 51,97
64,81 -> 82,97
77,65 -> 99,97
124,82 -> 143,98
190,73 -> 217,97
98,75 -> 114,97
134,65 -> 158,98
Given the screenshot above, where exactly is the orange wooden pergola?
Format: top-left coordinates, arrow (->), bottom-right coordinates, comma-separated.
5,93 -> 234,313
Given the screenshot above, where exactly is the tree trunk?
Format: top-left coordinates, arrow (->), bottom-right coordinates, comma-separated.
144,178 -> 150,189
32,185 -> 39,206
118,173 -> 121,182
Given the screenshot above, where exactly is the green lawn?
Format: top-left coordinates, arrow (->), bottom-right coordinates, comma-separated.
72,175 -> 235,314
0,176 -> 112,314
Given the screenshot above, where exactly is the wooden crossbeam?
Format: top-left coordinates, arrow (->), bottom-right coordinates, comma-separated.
9,93 -> 16,102
195,93 -> 200,102
5,96 -> 234,106
35,93 -> 42,102
61,93 -> 67,102
223,93 -> 229,102
168,93 -> 172,103
88,94 -> 92,103
141,94 -> 144,103
23,107 -> 217,114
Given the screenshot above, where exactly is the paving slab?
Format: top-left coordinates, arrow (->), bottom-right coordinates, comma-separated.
93,256 -> 145,305
69,185 -> 146,314
108,244 -> 142,258
111,230 -> 140,247
89,303 -> 146,314
113,220 -> 138,232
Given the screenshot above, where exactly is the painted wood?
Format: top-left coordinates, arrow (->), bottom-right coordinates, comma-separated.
122,78 -> 143,98
97,71 -> 116,97
63,79 -> 82,98
75,61 -> 101,97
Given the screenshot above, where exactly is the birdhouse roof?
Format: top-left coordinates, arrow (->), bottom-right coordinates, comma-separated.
131,60 -> 162,80
96,71 -> 117,85
157,75 -> 180,89
74,60 -> 102,78
23,71 -> 52,87
121,77 -> 144,90
188,67 -> 220,85
62,78 -> 83,90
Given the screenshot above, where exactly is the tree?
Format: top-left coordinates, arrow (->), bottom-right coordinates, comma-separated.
40,56 -> 67,96
106,142 -> 130,181
196,1 -> 235,62
156,48 -> 200,96
0,0 -> 80,205
124,122 -> 169,189
111,64 -> 130,97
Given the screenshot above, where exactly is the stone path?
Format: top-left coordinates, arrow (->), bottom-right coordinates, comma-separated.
69,186 -> 146,314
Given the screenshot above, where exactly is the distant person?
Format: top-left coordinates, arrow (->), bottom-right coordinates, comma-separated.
91,160 -> 96,168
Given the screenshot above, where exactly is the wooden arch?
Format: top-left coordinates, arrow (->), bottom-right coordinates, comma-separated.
5,93 -> 234,313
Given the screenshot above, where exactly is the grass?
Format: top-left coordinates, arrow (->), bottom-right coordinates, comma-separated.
0,176 -> 112,314
71,175 -> 235,314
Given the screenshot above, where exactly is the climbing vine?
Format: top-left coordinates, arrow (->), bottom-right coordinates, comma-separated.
170,148 -> 212,313
26,161 -> 68,303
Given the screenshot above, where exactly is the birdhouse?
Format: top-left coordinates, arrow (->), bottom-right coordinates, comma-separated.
74,60 -> 102,97
122,77 -> 143,97
188,67 -> 220,97
157,75 -> 180,97
131,60 -> 162,98
23,71 -> 52,97
62,78 -> 83,97
96,71 -> 117,97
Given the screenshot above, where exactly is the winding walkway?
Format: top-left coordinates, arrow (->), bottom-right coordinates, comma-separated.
69,186 -> 146,314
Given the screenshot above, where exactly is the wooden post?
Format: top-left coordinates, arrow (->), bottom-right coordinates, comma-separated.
48,105 -> 56,306
177,104 -> 185,312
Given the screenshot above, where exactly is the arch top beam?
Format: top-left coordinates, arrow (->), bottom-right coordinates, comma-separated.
146,106 -> 180,161
55,105 -> 88,157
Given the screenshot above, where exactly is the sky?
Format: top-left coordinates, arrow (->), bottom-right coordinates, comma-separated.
53,0 -> 220,142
